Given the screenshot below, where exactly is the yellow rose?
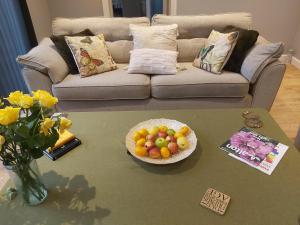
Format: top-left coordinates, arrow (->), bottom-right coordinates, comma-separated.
6,91 -> 23,105
40,118 -> 55,136
0,135 -> 5,145
19,94 -> 34,109
59,117 -> 72,133
0,107 -> 21,126
32,90 -> 58,108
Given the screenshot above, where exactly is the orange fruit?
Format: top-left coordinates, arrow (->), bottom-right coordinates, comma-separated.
159,125 -> 168,133
160,147 -> 171,159
133,131 -> 141,142
136,138 -> 146,146
138,128 -> 149,137
135,146 -> 148,157
180,126 -> 190,136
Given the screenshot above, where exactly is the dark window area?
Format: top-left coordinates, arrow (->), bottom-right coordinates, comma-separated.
112,0 -> 163,18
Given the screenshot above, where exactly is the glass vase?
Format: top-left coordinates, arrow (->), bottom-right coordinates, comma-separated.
6,159 -> 48,206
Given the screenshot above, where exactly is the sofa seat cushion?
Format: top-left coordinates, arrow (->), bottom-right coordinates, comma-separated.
151,63 -> 249,99
52,64 -> 150,100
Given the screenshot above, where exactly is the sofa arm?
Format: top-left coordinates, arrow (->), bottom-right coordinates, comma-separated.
22,67 -> 53,94
250,61 -> 286,110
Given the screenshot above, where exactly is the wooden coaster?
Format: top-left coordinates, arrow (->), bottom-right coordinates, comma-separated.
200,188 -> 231,215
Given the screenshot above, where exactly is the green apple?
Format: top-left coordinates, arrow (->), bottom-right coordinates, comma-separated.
155,137 -> 168,148
167,129 -> 176,136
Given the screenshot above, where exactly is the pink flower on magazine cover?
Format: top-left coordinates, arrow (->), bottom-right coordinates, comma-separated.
255,143 -> 274,159
229,131 -> 275,165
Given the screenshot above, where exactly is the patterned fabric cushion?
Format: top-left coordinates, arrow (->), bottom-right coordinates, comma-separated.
193,30 -> 239,74
129,24 -> 178,51
50,29 -> 94,74
128,48 -> 178,75
65,34 -> 117,77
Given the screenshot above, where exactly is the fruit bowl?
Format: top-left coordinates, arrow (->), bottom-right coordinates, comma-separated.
125,118 -> 197,164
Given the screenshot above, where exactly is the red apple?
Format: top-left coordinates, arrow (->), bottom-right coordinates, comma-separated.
145,141 -> 155,150
166,135 -> 176,143
149,147 -> 161,159
158,131 -> 167,138
146,134 -> 156,142
168,142 -> 179,155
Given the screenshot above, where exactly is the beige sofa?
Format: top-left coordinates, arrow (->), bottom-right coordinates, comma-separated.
20,13 -> 285,112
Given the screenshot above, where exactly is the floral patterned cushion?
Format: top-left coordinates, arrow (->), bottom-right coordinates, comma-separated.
193,30 -> 239,74
65,34 -> 117,77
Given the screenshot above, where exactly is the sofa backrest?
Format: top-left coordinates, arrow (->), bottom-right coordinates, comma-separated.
51,13 -> 252,63
52,17 -> 149,63
152,13 -> 252,62
52,17 -> 150,41
152,13 -> 252,39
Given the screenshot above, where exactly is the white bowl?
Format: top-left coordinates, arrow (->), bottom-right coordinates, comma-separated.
125,118 -> 197,165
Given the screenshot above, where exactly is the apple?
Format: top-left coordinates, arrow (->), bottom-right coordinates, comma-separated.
168,142 -> 179,154
177,137 -> 189,150
155,137 -> 168,148
149,147 -> 161,159
158,131 -> 167,138
145,140 -> 155,150
166,135 -> 176,143
167,129 -> 176,136
146,134 -> 156,142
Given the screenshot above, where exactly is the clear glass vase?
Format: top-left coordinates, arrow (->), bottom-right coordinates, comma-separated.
6,159 -> 48,206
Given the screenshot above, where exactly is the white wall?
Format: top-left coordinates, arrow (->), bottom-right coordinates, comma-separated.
26,0 -> 52,42
27,0 -> 103,42
48,0 -> 103,19
177,0 -> 300,51
293,24 -> 300,59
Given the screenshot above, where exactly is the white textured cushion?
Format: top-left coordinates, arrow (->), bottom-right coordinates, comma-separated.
129,24 -> 178,51
128,48 -> 178,75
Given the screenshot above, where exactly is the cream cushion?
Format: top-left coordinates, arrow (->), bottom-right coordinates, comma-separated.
52,64 -> 150,100
128,49 -> 178,75
129,24 -> 178,51
16,38 -> 68,84
106,40 -> 133,63
151,63 -> 249,99
52,17 -> 150,41
177,38 -> 206,62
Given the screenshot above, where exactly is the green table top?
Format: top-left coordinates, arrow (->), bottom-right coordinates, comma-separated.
1,108 -> 300,225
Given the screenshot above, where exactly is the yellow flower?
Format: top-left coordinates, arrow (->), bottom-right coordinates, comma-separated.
0,107 -> 21,126
6,91 -> 23,105
32,90 -> 58,108
19,94 -> 34,109
59,117 -> 72,133
40,118 -> 55,136
0,135 -> 5,145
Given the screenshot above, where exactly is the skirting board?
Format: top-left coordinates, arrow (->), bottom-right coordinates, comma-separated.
279,54 -> 300,69
292,56 -> 300,69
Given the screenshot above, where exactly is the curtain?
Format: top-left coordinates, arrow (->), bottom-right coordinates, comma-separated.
0,0 -> 31,97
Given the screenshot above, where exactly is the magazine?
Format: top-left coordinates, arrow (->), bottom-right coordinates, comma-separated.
219,127 -> 289,175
